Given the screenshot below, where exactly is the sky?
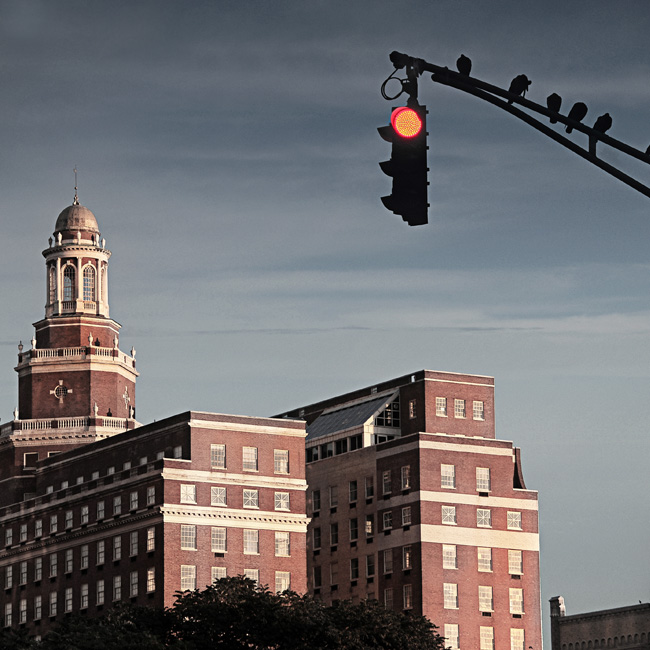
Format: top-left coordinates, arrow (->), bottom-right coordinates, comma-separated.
0,0 -> 649,645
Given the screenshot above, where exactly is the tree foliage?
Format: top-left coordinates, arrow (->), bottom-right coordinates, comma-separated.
29,577 -> 445,650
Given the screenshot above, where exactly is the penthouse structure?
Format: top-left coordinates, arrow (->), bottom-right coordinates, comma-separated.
275,371 -> 542,650
0,197 -> 308,637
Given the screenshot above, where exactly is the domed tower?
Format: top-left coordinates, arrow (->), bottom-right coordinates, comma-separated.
1,195 -> 139,499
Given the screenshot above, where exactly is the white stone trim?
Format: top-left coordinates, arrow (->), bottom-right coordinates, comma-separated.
189,418 -> 305,438
376,438 -> 515,459
424,377 -> 494,387
382,490 -> 538,510
161,467 -> 307,491
18,362 -> 138,381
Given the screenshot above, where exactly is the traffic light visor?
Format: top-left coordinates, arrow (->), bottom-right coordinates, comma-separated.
391,107 -> 422,138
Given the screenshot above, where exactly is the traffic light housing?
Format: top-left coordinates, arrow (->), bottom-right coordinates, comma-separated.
378,103 -> 429,226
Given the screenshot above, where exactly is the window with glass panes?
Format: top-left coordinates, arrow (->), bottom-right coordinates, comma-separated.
444,624 -> 459,650
65,510 -> 73,528
274,449 -> 289,474
366,554 -> 375,577
365,476 -> 374,499
80,584 -> 89,609
401,506 -> 411,526
274,492 -> 289,511
330,523 -> 338,546
349,480 -> 357,503
350,557 -> 359,580
441,464 -> 456,488
511,628 -> 525,650
402,545 -> 412,569
80,545 -> 89,569
35,557 -> 42,581
509,588 -> 524,614
454,398 -> 466,418
477,508 -> 492,527
403,584 -> 413,609
382,470 -> 391,495
275,531 -> 290,556
473,400 -> 485,420
130,571 -> 138,597
97,540 -> 105,564
34,595 -> 42,620
243,529 -> 259,554
478,547 -> 492,572
243,447 -> 258,471
476,467 -> 491,491
81,505 -> 89,524
442,505 -> 456,524
180,565 -> 196,591
211,486 -> 226,506
384,587 -> 393,609
244,568 -> 259,584
383,511 -> 392,530
113,535 -> 122,560
480,626 -> 494,650
507,511 -> 522,530
113,575 -> 122,601
19,561 -> 27,584
383,549 -> 393,574
436,396 -> 447,416
147,568 -> 156,592
275,571 -> 290,593
211,444 -> 226,469
442,544 -> 457,569
401,466 -> 411,489
365,514 -> 374,536
508,549 -> 523,575
479,585 -> 493,611
243,489 -> 259,508
444,583 -> 458,608
130,491 -> 139,510
96,580 -> 105,605
147,486 -> 155,505
349,518 -> 358,540
49,592 -> 57,617
130,531 -> 138,556
211,567 -> 226,583
180,525 -> 197,550
97,500 -> 105,519
147,527 -> 155,552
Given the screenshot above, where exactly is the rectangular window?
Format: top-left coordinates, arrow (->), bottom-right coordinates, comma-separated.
65,510 -> 73,529
479,585 -> 493,612
329,486 -> 338,508
402,545 -> 412,570
508,549 -> 523,575
403,584 -> 413,610
49,592 -> 57,617
80,544 -> 89,569
50,515 -> 58,534
478,547 -> 493,572
211,486 -> 227,506
97,500 -> 105,520
330,523 -> 338,546
211,444 -> 226,469
34,595 -> 42,621
444,583 -> 458,609
401,506 -> 412,527
35,519 -> 43,538
147,527 -> 155,552
313,527 -> 321,549
173,445 -> 182,459
382,470 -> 391,495
477,509 -> 492,527
442,505 -> 457,524
442,544 -> 457,569
330,563 -> 338,585
211,526 -> 227,552
147,568 -> 156,592
441,464 -> 456,489
18,599 -> 25,624
382,511 -> 392,530
275,531 -> 290,557
4,565 -> 12,589
130,491 -> 139,510
180,525 -> 197,550
480,626 -> 494,650
274,449 -> 289,474
436,396 -> 447,416
275,571 -> 291,593
130,571 -> 138,597
444,624 -> 459,650
409,399 -> 416,419
49,554 -> 57,578
5,528 -> 12,546
313,565 -> 322,588
507,511 -> 522,530
244,568 -> 259,584
365,514 -> 374,537
35,557 -> 42,582
243,489 -> 259,508
113,535 -> 122,560
81,505 -> 89,524
19,524 -> 27,542
350,558 -> 359,580
365,476 -> 374,499
274,492 -> 290,511
65,549 -> 73,573
147,486 -> 155,506
210,567 -> 226,585
113,575 -> 122,601
476,467 -> 491,492
243,529 -> 259,554
349,518 -> 358,541
97,540 -> 105,565
80,584 -> 88,609
473,400 -> 485,420
180,484 -> 197,504
400,466 -> 411,490
384,587 -> 393,609
312,489 -> 321,512
383,549 -> 393,574
243,447 -> 258,471
96,579 -> 105,605
180,565 -> 196,591
3,602 -> 12,627
366,554 -> 375,577
65,587 -> 73,612
19,561 -> 27,585
113,495 -> 122,516
349,480 -> 358,503
511,628 -> 525,650
130,531 -> 138,556
509,588 -> 524,614
454,398 -> 466,418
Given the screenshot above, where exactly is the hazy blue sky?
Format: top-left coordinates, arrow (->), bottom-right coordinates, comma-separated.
1,1 -> 648,645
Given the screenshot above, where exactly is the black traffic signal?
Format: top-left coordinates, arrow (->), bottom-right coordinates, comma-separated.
378,103 -> 429,226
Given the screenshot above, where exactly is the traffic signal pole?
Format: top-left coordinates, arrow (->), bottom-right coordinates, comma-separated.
379,51 -> 650,226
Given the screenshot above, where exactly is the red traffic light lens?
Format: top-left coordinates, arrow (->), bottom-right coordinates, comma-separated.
391,107 -> 422,138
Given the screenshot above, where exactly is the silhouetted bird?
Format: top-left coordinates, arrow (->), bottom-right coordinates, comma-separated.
456,54 -> 472,76
546,93 -> 562,123
592,113 -> 612,135
565,102 -> 588,133
507,74 -> 531,103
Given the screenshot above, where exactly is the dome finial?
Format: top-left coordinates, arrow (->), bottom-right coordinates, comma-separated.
73,166 -> 79,205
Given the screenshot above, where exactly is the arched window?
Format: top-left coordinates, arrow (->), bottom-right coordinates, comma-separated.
83,265 -> 95,302
48,267 -> 56,304
63,266 -> 76,302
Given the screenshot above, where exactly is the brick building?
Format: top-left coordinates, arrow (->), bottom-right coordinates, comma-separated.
550,597 -> 650,650
275,371 -> 542,650
0,197 -> 308,636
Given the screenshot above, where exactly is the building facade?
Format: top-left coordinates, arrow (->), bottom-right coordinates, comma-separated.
550,597 -> 650,650
275,371 -> 542,650
0,198 -> 308,636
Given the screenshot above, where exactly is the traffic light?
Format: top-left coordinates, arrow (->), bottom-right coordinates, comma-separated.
378,103 -> 429,226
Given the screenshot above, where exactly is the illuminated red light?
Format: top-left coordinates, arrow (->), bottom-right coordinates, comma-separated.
391,107 -> 422,138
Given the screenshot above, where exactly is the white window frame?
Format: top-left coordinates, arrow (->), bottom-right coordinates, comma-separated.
243,529 -> 259,555
454,398 -> 466,418
509,588 -> 524,614
441,464 -> 456,489
442,544 -> 457,569
444,624 -> 459,650
211,443 -> 226,469
211,486 -> 227,506
243,489 -> 259,508
275,571 -> 291,593
274,492 -> 290,511
180,524 -> 197,550
180,484 -> 196,504
401,506 -> 411,527
436,396 -> 447,416
507,511 -> 523,530
480,626 -> 494,650
443,582 -> 458,609
400,465 -> 411,490
511,628 -> 525,650
242,447 -> 258,471
476,467 -> 491,492
211,527 -> 227,553
147,527 -> 156,552
442,505 -> 457,524
478,547 -> 492,572
508,549 -> 523,575
479,585 -> 493,612
274,449 -> 289,474
180,565 -> 196,591
382,510 -> 392,530
211,566 -> 226,583
477,508 -> 492,528
473,400 -> 485,420
275,531 -> 290,557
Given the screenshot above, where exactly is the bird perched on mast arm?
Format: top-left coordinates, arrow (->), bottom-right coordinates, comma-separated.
456,54 -> 472,76
507,74 -> 531,103
565,102 -> 588,133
